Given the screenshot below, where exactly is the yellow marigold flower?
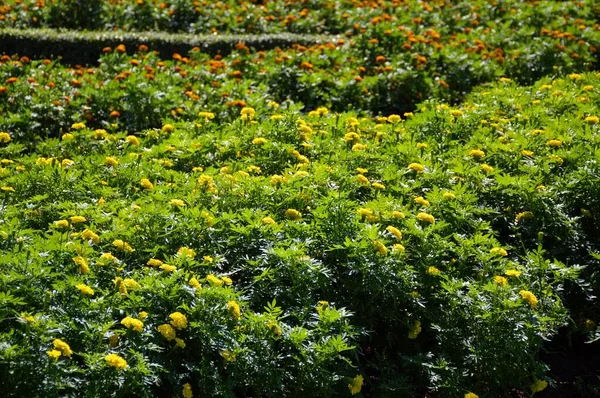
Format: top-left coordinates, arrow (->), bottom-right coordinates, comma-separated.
22,313 -> 36,323
169,199 -> 185,207
228,301 -> 241,321
140,178 -> 153,190
221,276 -> 232,285
317,106 -> 329,115
271,114 -> 284,121
548,154 -> 564,164
427,266 -> 441,275
408,163 -> 424,172
348,375 -> 364,395
392,244 -> 406,254
352,143 -> 367,151
177,247 -> 196,259
93,129 -> 107,139
392,211 -> 405,219
505,270 -> 521,277
175,338 -> 186,348
585,116 -> 599,124
240,107 -> 256,120
105,353 -> 128,370
53,339 -> 73,357
252,137 -> 267,145
344,134 -> 362,147
373,240 -> 388,255
62,159 -> 75,168
386,226 -> 402,240
147,258 -> 163,267
372,182 -> 385,190
121,316 -> 144,332
450,109 -> 463,117
270,174 -> 287,185
170,312 -> 188,330
105,156 -> 119,167
70,216 -> 86,224
80,229 -> 100,244
189,277 -> 202,289
73,256 -> 89,273
494,276 -> 508,286
262,216 -> 276,225
47,349 -> 61,360
356,167 -> 368,174
357,174 -> 370,184
531,379 -> 548,393
408,321 -> 422,339
465,393 -> 479,398
521,150 -> 534,157
520,290 -> 538,307
547,139 -> 562,148
443,192 -> 456,200
199,111 -> 215,119
161,124 -> 175,133
158,324 -> 176,340
126,135 -> 140,146
490,247 -> 508,257
388,114 -> 401,123
417,213 -> 435,223
207,274 -> 224,287
0,132 -> 11,143
123,278 -> 139,290
516,211 -> 534,221
54,219 -> 70,228
357,208 -> 373,217
469,149 -> 485,158
61,133 -> 74,141
481,164 -> 494,173
414,196 -> 430,207
160,264 -> 177,272
113,239 -> 134,253
76,283 -> 94,296
416,142 -> 428,149
71,122 -> 85,130
138,311 -> 148,319
285,208 -> 302,220
583,85 -> 594,91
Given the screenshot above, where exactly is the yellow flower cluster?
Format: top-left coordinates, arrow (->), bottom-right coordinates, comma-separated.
113,239 -> 134,252
158,324 -> 177,340
386,226 -> 402,240
169,312 -> 188,329
228,301 -> 241,321
76,283 -> 94,296
416,212 -> 435,224
0,132 -> 11,143
121,316 -> 144,332
348,375 -> 364,395
52,339 -> 73,358
105,353 -> 128,370
520,290 -> 538,307
285,208 -> 302,220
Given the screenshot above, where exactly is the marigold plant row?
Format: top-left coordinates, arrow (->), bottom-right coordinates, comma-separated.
1,70 -> 600,396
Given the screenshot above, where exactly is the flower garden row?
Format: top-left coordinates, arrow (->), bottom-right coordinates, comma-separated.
1,13 -> 599,145
1,70 -> 600,396
1,0 -> 599,38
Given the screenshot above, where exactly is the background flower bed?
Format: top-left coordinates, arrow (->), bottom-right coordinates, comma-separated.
1,72 -> 600,396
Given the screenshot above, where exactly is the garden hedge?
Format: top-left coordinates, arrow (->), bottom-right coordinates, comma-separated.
0,28 -> 335,64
